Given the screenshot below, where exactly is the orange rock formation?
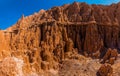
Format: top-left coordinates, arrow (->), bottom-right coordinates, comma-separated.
0,2 -> 120,76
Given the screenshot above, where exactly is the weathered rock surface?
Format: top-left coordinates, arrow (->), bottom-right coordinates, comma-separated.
0,57 -> 24,76
0,2 -> 120,76
102,48 -> 118,64
97,64 -> 113,76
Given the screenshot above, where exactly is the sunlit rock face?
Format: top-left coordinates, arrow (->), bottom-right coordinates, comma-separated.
0,2 -> 120,76
0,57 -> 24,76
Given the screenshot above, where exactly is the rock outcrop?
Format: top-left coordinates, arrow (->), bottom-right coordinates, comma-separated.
102,48 -> 118,64
0,2 -> 120,76
97,64 -> 113,76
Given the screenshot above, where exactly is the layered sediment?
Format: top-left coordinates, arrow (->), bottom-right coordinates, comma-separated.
0,2 -> 120,76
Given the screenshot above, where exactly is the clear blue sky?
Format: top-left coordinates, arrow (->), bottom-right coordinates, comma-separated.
0,0 -> 120,29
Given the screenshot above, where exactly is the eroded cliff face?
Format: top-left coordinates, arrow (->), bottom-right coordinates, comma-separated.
0,2 -> 120,76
